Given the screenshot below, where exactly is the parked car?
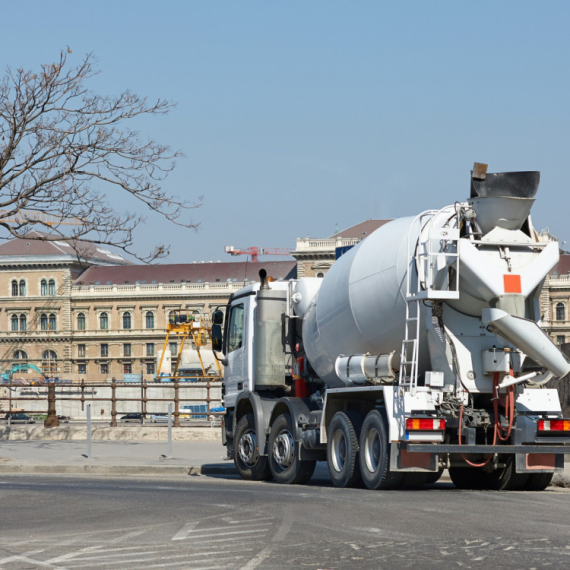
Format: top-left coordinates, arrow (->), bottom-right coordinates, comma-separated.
4,413 -> 36,424
150,414 -> 169,423
120,413 -> 143,423
57,415 -> 71,423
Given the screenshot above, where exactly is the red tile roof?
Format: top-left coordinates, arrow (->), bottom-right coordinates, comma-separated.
329,219 -> 392,239
552,253 -> 570,275
75,260 -> 297,285
0,231 -> 131,265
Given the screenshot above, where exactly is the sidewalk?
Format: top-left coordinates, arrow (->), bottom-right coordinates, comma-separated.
0,439 -> 235,476
0,438 -> 568,487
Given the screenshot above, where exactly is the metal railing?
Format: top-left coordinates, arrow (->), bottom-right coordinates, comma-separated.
0,379 -> 223,428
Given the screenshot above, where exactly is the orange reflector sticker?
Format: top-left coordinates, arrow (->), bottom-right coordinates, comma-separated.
504,274 -> 521,293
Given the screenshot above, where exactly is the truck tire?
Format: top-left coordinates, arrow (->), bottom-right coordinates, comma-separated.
481,457 -> 529,491
327,411 -> 363,488
524,472 -> 554,491
425,469 -> 444,484
234,413 -> 271,481
358,410 -> 402,490
449,467 -> 485,490
268,413 -> 316,485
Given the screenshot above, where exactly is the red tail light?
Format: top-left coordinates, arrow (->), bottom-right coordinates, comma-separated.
538,419 -> 570,432
406,418 -> 446,431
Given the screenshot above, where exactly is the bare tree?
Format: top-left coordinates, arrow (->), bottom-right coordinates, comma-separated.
0,48 -> 200,262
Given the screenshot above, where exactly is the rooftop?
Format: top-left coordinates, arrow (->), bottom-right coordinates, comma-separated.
0,231 -> 131,266
75,260 -> 297,286
329,219 -> 392,239
551,253 -> 570,276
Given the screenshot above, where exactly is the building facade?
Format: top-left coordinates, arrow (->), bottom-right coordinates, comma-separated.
540,253 -> 570,346
0,234 -> 295,382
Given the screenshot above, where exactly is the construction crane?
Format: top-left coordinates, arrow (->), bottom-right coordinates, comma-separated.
224,246 -> 292,262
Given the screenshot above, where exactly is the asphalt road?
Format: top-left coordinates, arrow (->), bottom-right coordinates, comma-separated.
0,474 -> 569,570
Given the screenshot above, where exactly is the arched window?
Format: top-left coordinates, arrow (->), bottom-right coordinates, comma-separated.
556,302 -> 565,321
11,280 -> 18,296
77,313 -> 86,330
19,280 -> 26,296
19,314 -> 26,331
11,315 -> 19,331
100,312 -> 108,330
14,349 -> 28,360
145,311 -> 155,329
42,349 -> 57,375
49,279 -> 55,295
41,279 -> 47,296
316,272 -> 324,278
40,314 -> 48,330
49,314 -> 56,330
122,312 -> 132,329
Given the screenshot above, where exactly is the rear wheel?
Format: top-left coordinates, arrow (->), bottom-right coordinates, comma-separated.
234,413 -> 271,481
327,411 -> 363,488
425,469 -> 444,485
449,467 -> 485,490
481,457 -> 529,491
358,410 -> 402,490
523,472 -> 554,491
268,414 -> 316,485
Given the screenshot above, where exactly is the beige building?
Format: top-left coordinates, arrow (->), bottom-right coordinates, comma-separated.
0,233 -> 295,382
540,253 -> 570,346
292,219 -> 391,278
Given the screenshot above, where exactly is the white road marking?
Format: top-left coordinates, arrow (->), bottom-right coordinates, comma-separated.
46,530 -> 146,563
221,516 -> 274,525
171,521 -> 200,540
239,546 -> 273,570
67,554 -> 244,569
175,528 -> 265,540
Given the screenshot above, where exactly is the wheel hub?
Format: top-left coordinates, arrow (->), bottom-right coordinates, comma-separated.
364,428 -> 381,472
238,431 -> 257,465
273,431 -> 294,468
331,430 -> 347,472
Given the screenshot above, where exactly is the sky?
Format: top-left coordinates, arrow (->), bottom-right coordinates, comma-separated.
1,1 -> 570,262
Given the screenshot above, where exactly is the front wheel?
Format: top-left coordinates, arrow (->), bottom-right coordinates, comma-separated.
234,413 -> 271,481
268,414 -> 316,485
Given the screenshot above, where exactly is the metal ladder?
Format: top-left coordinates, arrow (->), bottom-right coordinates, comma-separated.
398,207 -> 460,394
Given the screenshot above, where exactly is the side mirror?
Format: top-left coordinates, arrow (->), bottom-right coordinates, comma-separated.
212,309 -> 224,326
212,323 -> 223,353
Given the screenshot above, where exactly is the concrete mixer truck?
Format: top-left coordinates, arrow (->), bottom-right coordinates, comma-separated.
211,163 -> 570,491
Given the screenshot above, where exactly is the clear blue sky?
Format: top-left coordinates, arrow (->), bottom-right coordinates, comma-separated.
2,1 -> 570,262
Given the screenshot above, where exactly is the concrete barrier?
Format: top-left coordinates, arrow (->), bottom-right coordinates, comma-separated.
0,425 -> 222,441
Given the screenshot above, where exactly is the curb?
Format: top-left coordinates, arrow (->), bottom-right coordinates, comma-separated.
0,463 -> 238,476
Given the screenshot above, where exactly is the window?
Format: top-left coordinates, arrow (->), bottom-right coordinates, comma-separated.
124,343 -> 131,357
48,279 -> 55,295
100,343 -> 108,357
19,280 -> 26,296
100,312 -> 108,330
78,344 -> 86,358
49,314 -> 56,330
78,363 -> 87,375
122,312 -> 132,329
227,304 -> 244,353
145,311 -> 155,329
101,362 -> 109,375
169,342 -> 177,355
556,302 -> 565,321
19,314 -> 26,331
557,335 -> 565,345
77,313 -> 86,330
42,350 -> 57,375
40,314 -> 48,330
13,349 -> 27,360
11,315 -> 18,331
11,280 -> 18,296
41,279 -> 47,296
146,343 -> 154,357
124,362 -> 132,374
316,272 -> 324,278
146,362 -> 155,375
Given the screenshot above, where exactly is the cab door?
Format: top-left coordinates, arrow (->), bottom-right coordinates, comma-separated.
223,301 -> 247,408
